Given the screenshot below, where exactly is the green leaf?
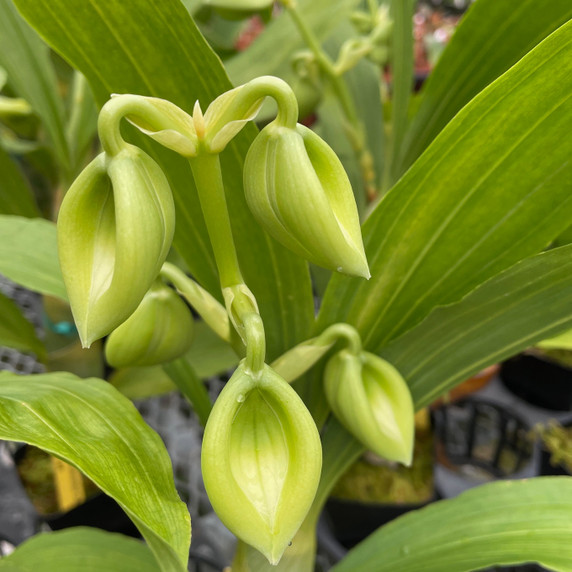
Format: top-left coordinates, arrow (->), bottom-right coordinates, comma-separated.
0,0 -> 69,171
399,0 -> 572,174
0,290 -> 45,358
0,372 -> 190,572
109,366 -> 176,401
0,528 -> 160,572
13,0 -> 314,360
537,327 -> 572,350
385,0 -> 415,187
381,245 -> 572,408
332,478 -> 572,572
0,147 -> 39,217
317,20 -> 572,354
0,215 -> 66,300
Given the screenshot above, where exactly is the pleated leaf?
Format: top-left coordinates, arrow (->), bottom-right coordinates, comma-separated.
318,20 -> 572,354
0,528 -> 160,572
332,478 -> 572,572
0,372 -> 190,572
382,244 -> 572,408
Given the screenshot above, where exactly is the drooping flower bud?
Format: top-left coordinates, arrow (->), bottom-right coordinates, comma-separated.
110,94 -> 198,157
324,350 -> 414,465
243,122 -> 370,278
104,280 -> 194,368
57,146 -> 175,347
201,361 -> 322,564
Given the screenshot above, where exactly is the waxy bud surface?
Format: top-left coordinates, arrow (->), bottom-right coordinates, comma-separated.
243,123 -> 370,278
324,350 -> 414,465
201,362 -> 322,564
105,282 -> 194,368
57,147 -> 175,347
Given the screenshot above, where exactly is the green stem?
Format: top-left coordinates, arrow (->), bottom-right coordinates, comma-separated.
160,262 -> 231,343
188,153 -> 244,289
163,356 -> 212,427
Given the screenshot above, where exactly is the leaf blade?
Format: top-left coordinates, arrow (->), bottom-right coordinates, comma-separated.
332,478 -> 572,572
0,147 -> 40,217
0,372 -> 190,572
0,528 -> 160,572
0,215 -> 66,300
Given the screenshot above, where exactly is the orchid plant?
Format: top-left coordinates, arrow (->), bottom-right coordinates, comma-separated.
1,1 -> 572,571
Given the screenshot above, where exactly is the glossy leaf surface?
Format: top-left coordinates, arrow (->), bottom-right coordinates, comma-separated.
400,0 -> 572,173
332,478 -> 572,572
0,528 -> 159,572
382,244 -> 572,408
0,372 -> 190,572
14,0 -> 314,359
0,216 -> 66,300
318,20 -> 572,354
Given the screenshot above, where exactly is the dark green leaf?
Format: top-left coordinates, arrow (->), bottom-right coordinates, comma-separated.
399,0 -> 572,174
318,20 -> 572,354
0,215 -> 66,300
332,478 -> 572,572
13,0 -> 314,359
0,147 -> 39,217
0,528 -> 159,572
0,372 -> 190,572
0,290 -> 45,358
382,245 -> 572,408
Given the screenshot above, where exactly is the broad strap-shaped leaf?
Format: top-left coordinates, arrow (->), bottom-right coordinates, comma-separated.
399,0 -> 572,174
318,19 -> 572,354
0,290 -> 45,358
13,0 -> 314,360
0,372 -> 190,572
0,528 -> 160,572
0,215 -> 66,300
332,478 -> 572,572
0,0 -> 69,170
382,244 -> 572,408
0,147 -> 39,217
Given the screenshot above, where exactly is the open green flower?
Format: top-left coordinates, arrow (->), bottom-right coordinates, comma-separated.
243,123 -> 370,278
324,350 -> 414,465
104,280 -> 194,368
201,361 -> 322,564
57,146 -> 175,347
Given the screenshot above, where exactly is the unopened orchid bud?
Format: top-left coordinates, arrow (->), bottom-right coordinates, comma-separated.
57,146 -> 175,347
243,123 -> 370,278
201,361 -> 322,564
324,350 -> 414,465
105,281 -> 194,368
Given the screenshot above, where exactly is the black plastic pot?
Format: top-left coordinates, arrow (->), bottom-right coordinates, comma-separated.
432,398 -> 535,498
500,353 -> 572,411
324,496 -> 434,549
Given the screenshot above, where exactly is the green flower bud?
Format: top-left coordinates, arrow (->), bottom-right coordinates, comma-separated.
243,123 -> 370,278
57,146 -> 175,347
104,281 -> 194,368
324,350 -> 414,465
202,361 -> 322,564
